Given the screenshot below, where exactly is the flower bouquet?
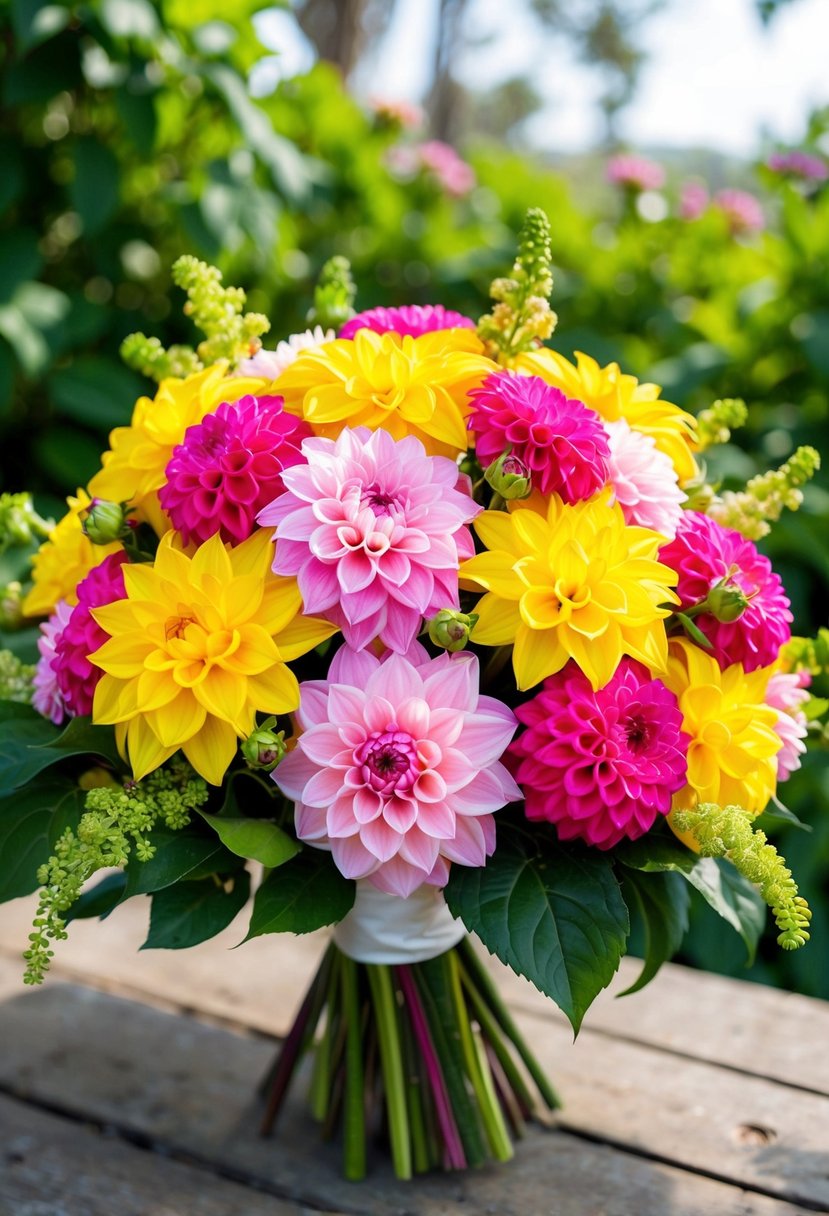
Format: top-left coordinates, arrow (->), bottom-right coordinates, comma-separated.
0,210 -> 823,1181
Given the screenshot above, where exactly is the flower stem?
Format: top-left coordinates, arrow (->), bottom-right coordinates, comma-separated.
457,956 -> 535,1116
309,949 -> 342,1122
367,964 -> 412,1181
340,954 -> 367,1181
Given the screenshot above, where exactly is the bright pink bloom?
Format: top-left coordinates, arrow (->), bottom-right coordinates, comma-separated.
276,645 -> 521,896
160,395 -> 312,546
32,598 -> 73,724
714,188 -> 764,234
679,182 -> 709,220
469,371 -> 610,502
607,154 -> 665,192
53,553 -> 129,718
605,418 -> 685,538
767,151 -> 828,182
659,511 -> 792,672
418,141 -> 476,196
339,305 -> 475,341
509,661 -> 689,849
257,427 -> 481,653
766,670 -> 810,782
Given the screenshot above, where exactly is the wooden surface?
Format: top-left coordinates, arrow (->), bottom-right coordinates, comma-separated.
1,894 -> 827,1216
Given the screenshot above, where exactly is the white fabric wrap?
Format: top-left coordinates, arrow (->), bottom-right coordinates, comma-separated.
333,881 -> 466,965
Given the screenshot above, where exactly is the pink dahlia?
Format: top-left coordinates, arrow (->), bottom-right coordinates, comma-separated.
659,511 -> 792,672
339,305 -> 476,341
766,670 -> 810,782
32,598 -> 73,724
257,427 -> 481,653
606,154 -> 665,192
714,188 -> 764,235
275,645 -> 521,897
509,661 -> 689,849
159,395 -> 313,547
605,418 -> 685,538
679,182 -> 709,221
469,370 -> 610,502
767,151 -> 828,182
53,553 -> 128,718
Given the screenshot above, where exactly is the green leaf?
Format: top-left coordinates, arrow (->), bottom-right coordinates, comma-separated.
199,811 -> 300,868
0,231 -> 42,306
619,869 -> 690,996
0,713 -> 122,796
50,356 -> 143,430
0,283 -> 71,376
445,831 -> 629,1033
123,825 -> 241,897
0,776 -> 84,901
11,0 -> 71,52
65,871 -> 128,922
143,870 -> 251,949
32,426 -> 103,492
70,140 -> 120,236
115,83 -> 157,155
244,849 -> 355,939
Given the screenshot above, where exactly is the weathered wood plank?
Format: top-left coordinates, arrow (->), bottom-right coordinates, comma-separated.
1,973 -> 827,1211
0,1092 -> 349,1216
0,980 -> 818,1216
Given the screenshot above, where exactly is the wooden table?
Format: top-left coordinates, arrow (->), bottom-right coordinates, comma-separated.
0,894 -> 827,1216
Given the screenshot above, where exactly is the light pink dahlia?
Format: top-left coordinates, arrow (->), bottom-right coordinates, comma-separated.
606,154 -> 665,192
714,188 -> 764,235
275,645 -> 521,897
469,370 -> 610,502
766,670 -> 810,782
605,418 -> 685,538
32,598 -> 73,724
257,427 -> 481,653
767,151 -> 828,182
238,327 -> 336,379
509,661 -> 689,849
159,395 -> 313,547
679,182 -> 709,221
659,511 -> 792,672
339,304 -> 476,341
53,553 -> 128,718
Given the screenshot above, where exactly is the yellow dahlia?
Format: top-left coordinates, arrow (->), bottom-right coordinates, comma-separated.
89,528 -> 337,785
514,348 -> 699,483
663,638 -> 780,815
274,329 -> 496,457
23,489 -> 122,617
460,491 -> 679,691
88,363 -> 268,536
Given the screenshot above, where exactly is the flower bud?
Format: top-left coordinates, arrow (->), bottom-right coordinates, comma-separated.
484,451 -> 532,500
0,581 -> 23,629
81,499 -> 129,545
427,608 -> 478,653
706,580 -> 750,623
242,717 -> 286,771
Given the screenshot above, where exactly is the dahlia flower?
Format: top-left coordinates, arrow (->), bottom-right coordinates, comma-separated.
714,189 -> 764,235
53,552 -> 129,718
339,305 -> 475,341
515,348 -> 698,483
273,328 -> 495,458
659,511 -> 792,672
275,645 -> 521,897
88,363 -> 268,536
32,599 -> 73,724
663,639 -> 780,814
257,427 -> 480,653
510,661 -> 689,849
23,489 -> 122,618
89,529 -> 337,784
767,151 -> 828,182
238,327 -> 336,379
606,154 -> 666,192
605,418 -> 685,538
679,183 -> 709,221
469,371 -> 610,502
460,491 -> 679,691
765,669 -> 810,782
160,395 -> 312,547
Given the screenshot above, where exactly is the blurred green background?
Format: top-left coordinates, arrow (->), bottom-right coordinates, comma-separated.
2,0 -> 828,996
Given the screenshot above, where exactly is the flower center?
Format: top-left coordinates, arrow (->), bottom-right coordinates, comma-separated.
165,614 -> 196,641
355,725 -> 419,796
624,712 -> 654,753
362,483 -> 401,518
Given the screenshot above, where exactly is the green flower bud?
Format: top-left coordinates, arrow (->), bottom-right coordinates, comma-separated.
427,609 -> 479,653
242,717 -> 287,771
0,581 -> 24,629
484,451 -> 532,500
81,499 -> 130,545
705,580 -> 750,623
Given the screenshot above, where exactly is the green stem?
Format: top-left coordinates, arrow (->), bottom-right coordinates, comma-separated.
398,992 -> 431,1174
340,955 -> 366,1181
367,964 -> 412,1181
458,957 -> 535,1116
310,951 -> 342,1122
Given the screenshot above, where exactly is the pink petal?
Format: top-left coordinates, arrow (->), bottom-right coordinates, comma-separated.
328,643 -> 380,685
301,765 -> 347,807
415,799 -> 456,840
331,835 -> 379,879
295,803 -> 328,841
361,816 -> 403,863
398,824 -> 441,872
422,653 -> 479,713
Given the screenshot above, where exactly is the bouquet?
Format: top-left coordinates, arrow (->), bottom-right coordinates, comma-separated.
0,210 -> 823,1182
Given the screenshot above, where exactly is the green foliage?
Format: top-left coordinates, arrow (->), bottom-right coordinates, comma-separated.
244,849 -> 356,939
143,870 -> 251,949
619,869 -> 690,996
0,713 -> 123,794
198,811 -> 300,868
0,774 -> 84,902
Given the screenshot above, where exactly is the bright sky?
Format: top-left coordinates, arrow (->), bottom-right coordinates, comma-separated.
258,0 -> 829,155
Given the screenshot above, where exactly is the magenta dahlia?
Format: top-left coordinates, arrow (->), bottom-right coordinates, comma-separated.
659,511 -> 793,672
509,661 -> 689,849
159,395 -> 312,547
32,598 -> 73,724
469,370 -> 610,502
275,644 -> 521,896
257,426 -> 481,653
339,304 -> 476,341
52,553 -> 128,718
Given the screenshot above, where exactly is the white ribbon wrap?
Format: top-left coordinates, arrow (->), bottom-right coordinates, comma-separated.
333,881 -> 466,965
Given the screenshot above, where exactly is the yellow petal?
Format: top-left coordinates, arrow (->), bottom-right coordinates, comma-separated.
125,717 -> 178,781
247,662 -> 301,715
181,715 -> 239,785
193,664 -> 248,729
275,614 -> 339,663
474,510 -> 516,553
470,593 -> 522,646
144,689 -> 207,747
513,623 -> 568,691
458,552 -> 523,599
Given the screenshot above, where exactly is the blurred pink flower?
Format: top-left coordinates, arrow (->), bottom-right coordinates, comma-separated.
32,598 -> 73,724
369,96 -> 424,130
767,151 -> 828,182
607,154 -> 665,192
388,140 -> 476,196
766,670 -> 810,782
605,418 -> 685,538
714,188 -> 764,234
679,182 -> 709,220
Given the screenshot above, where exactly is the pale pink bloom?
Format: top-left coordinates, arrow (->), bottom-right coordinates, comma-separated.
766,670 -> 810,782
604,418 -> 685,539
714,188 -> 764,235
767,151 -> 828,182
607,154 -> 665,192
238,327 -> 336,379
679,182 -> 709,220
369,97 -> 424,129
275,645 -> 521,896
32,598 -> 73,724
418,141 -> 476,196
257,427 -> 481,653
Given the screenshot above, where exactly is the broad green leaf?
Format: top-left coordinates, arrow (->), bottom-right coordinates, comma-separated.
143,870 -> 251,949
0,713 -> 122,795
123,825 -> 241,897
50,356 -> 142,430
244,849 -> 355,939
65,871 -> 128,922
445,831 -> 629,1033
199,811 -> 299,868
32,425 -> 103,492
619,869 -> 690,996
70,140 -> 120,235
115,84 -> 158,155
0,231 -> 42,306
0,776 -> 84,901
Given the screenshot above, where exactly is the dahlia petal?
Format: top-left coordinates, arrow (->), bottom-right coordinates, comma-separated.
331,835 -> 379,879
361,816 -> 403,863
302,764 -> 348,807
